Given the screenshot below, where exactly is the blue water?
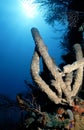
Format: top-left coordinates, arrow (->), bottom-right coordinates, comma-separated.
0,0 -> 67,99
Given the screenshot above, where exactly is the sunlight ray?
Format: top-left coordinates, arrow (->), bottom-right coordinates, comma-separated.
20,0 -> 38,18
